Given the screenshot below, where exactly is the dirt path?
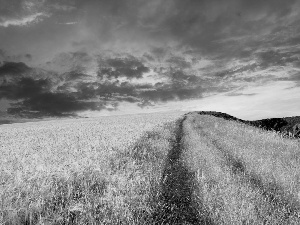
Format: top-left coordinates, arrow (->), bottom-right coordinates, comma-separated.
152,114 -> 300,224
151,116 -> 215,224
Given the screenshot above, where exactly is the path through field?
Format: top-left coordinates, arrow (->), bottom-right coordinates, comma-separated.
154,113 -> 300,224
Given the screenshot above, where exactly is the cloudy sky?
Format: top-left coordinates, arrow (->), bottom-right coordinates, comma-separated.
1,0 -> 300,120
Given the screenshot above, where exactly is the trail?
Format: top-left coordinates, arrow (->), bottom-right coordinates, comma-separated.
185,113 -> 300,224
151,116 -> 215,224
152,113 -> 300,224
210,138 -> 300,221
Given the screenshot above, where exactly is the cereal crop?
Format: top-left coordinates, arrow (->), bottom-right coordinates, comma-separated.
0,111 -> 184,224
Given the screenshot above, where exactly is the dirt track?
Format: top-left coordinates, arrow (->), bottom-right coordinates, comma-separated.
151,116 -> 215,224
152,113 -> 300,224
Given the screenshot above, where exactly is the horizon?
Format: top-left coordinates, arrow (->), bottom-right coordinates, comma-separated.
1,0 -> 300,120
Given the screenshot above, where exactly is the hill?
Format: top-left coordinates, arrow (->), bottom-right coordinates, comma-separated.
194,111 -> 300,138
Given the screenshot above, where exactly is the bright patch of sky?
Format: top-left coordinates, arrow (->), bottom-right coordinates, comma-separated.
0,13 -> 47,27
184,81 -> 300,120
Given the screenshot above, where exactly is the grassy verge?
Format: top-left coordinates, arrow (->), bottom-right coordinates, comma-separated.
0,121 -> 179,224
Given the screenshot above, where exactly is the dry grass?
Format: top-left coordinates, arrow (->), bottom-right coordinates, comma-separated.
0,111 -> 183,224
3,110 -> 300,224
183,113 -> 300,224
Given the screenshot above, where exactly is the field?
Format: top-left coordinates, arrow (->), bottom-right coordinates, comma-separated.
1,111 -> 300,224
182,113 -> 300,224
0,111 -> 184,224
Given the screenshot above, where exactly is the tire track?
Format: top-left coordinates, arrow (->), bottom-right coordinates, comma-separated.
151,116 -> 215,225
210,138 -> 300,221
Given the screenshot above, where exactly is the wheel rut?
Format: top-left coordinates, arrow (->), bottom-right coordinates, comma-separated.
151,116 -> 215,225
210,139 -> 300,217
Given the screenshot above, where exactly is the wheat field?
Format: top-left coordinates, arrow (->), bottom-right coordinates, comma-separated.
0,111 -> 184,224
2,111 -> 300,224
183,113 -> 300,224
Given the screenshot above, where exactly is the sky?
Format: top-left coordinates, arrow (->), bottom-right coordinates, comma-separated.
0,0 -> 300,120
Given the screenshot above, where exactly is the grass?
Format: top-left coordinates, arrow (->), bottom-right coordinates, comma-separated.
2,111 -> 300,224
0,112 -> 183,224
183,113 -> 300,224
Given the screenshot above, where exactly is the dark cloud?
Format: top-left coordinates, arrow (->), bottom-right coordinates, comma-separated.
96,81 -> 137,99
169,70 -> 201,84
98,56 -> 150,79
257,50 -> 299,68
0,61 -> 31,76
0,63 -> 106,117
166,56 -> 191,69
0,58 -> 236,117
25,54 -> 32,60
2,0 -> 300,118
214,63 -> 258,79
138,69 -> 203,102
48,51 -> 94,72
0,0 -> 24,20
0,49 -> 5,59
75,82 -> 97,99
71,68 -> 205,109
26,93 -> 97,113
0,77 -> 49,99
143,0 -> 297,55
150,47 -> 168,60
1,0 -> 300,59
8,93 -> 104,117
63,70 -> 88,81
142,53 -> 155,62
0,50 -> 33,62
1,77 -> 108,117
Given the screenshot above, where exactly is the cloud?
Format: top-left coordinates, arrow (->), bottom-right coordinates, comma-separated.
277,72 -> 300,87
0,12 -> 47,27
25,54 -> 32,60
166,56 -> 191,69
1,0 -> 300,118
15,93 -> 99,114
150,47 -> 168,60
140,85 -> 202,102
0,49 -> 6,61
98,56 -> 150,79
67,66 -> 206,109
257,50 -> 299,68
0,0 -> 25,20
96,81 -> 138,100
137,69 -> 204,102
0,61 -> 31,76
0,75 -> 107,117
58,22 -> 78,25
46,2 -> 77,12
289,73 -> 300,81
47,51 -> 94,73
0,0 -> 77,28
0,77 -> 49,99
0,50 -> 33,62
142,53 -> 155,61
225,92 -> 257,96
63,70 -> 89,81
213,63 -> 258,79
137,100 -> 155,108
